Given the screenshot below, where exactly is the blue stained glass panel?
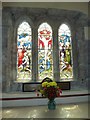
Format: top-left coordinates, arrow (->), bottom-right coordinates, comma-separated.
38,23 -> 53,81
17,22 -> 32,82
58,24 -> 73,80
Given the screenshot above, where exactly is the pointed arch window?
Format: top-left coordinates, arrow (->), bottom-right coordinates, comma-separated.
38,22 -> 53,81
17,21 -> 32,82
58,24 -> 73,80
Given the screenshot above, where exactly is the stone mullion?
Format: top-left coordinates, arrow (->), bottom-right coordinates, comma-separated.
53,28 -> 60,82
32,27 -> 38,82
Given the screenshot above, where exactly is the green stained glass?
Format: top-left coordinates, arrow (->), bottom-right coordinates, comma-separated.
58,24 -> 73,80
38,23 -> 53,81
17,21 -> 32,82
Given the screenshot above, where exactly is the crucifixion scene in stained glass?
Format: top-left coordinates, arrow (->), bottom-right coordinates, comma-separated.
38,22 -> 53,81
17,21 -> 32,82
58,24 -> 73,80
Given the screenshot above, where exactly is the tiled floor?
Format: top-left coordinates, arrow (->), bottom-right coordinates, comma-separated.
1,102 -> 89,119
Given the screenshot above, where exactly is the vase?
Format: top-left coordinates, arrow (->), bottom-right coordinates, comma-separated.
48,99 -> 56,110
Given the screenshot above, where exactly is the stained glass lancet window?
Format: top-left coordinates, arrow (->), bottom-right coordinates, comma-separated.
17,21 -> 32,82
38,22 -> 53,81
58,24 -> 73,80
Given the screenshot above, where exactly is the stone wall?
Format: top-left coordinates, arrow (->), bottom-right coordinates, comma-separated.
2,7 -> 89,92
0,5 -> 2,94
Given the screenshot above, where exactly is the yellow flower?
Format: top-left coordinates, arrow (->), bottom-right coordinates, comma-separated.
42,81 -> 57,88
49,82 -> 57,86
47,83 -> 50,87
42,82 -> 48,87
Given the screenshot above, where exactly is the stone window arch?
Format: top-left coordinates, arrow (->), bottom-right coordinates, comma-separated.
58,23 -> 73,80
38,22 -> 53,81
17,21 -> 32,82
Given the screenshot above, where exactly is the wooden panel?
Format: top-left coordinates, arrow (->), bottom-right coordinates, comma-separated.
22,82 -> 70,92
22,83 -> 41,92
57,82 -> 70,90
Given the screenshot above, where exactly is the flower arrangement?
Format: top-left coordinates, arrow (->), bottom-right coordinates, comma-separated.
40,78 -> 62,100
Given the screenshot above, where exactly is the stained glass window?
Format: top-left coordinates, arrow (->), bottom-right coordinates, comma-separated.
38,22 -> 53,81
17,21 -> 32,82
58,24 -> 73,80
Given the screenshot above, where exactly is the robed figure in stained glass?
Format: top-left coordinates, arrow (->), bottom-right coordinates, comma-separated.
58,24 -> 73,80
38,23 -> 53,81
17,22 -> 32,82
